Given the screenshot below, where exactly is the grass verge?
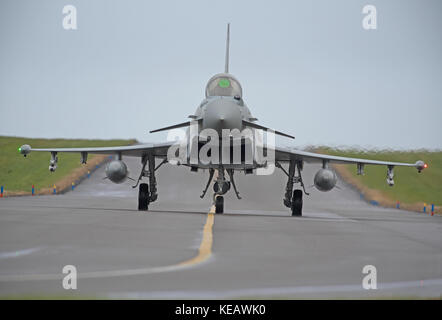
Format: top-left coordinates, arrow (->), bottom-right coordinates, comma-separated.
318,147 -> 441,214
0,136 -> 136,196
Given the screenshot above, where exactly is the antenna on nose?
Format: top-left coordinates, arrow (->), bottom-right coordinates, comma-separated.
224,23 -> 230,73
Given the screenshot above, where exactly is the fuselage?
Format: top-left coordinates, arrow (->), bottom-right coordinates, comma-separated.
184,74 -> 266,171
194,73 -> 254,135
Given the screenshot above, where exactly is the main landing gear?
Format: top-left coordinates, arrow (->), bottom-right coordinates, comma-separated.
291,189 -> 303,216
133,154 -> 166,211
138,183 -> 149,211
276,159 -> 309,217
136,157 -> 308,216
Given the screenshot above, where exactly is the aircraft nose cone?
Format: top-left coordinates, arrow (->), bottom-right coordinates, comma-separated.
202,98 -> 242,135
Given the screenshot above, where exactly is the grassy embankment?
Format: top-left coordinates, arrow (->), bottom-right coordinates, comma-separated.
0,136 -> 136,196
319,147 -> 441,214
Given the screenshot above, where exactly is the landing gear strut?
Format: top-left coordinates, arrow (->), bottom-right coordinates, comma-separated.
200,168 -> 215,198
213,167 -> 228,214
277,159 -> 309,216
227,169 -> 241,199
134,154 -> 164,211
201,167 -> 239,214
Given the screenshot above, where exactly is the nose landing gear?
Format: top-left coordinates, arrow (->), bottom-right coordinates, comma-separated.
214,195 -> 224,214
212,168 -> 228,214
201,167 -> 241,214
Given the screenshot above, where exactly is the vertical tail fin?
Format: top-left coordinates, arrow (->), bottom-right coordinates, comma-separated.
224,23 -> 230,73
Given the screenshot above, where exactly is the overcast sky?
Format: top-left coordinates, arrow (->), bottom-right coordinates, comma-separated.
1,0 -> 441,149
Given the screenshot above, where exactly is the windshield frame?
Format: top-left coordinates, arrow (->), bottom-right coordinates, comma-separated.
205,73 -> 243,98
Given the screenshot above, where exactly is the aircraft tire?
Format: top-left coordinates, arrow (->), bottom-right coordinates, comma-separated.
291,189 -> 303,216
138,183 -> 149,211
215,196 -> 224,214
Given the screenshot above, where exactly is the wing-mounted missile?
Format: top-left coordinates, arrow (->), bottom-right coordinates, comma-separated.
19,145 -> 58,172
49,152 -> 58,172
385,160 -> 427,186
386,165 -> 394,186
357,163 -> 365,175
80,152 -> 88,164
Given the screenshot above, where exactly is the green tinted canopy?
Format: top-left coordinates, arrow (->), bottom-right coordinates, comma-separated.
218,78 -> 231,88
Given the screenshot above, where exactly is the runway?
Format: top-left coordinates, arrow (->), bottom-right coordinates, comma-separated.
0,157 -> 441,299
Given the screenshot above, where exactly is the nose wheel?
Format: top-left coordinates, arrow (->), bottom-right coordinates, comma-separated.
214,195 -> 224,214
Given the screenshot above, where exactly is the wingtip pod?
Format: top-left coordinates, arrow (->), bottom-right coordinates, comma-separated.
19,144 -> 31,157
415,160 -> 427,173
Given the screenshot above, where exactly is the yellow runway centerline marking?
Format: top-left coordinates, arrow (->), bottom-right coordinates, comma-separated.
179,208 -> 215,267
0,207 -> 216,282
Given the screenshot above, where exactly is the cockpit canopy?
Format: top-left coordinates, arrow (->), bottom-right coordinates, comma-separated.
205,73 -> 243,98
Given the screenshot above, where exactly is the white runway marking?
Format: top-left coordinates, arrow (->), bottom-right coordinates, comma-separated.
226,210 -> 356,222
0,212 -> 215,282
0,247 -> 42,259
0,259 -> 214,282
107,278 -> 442,299
302,212 -> 357,222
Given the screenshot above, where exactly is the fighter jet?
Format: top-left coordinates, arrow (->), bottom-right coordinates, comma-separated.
19,24 -> 427,216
